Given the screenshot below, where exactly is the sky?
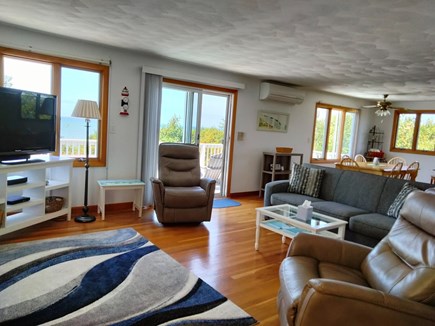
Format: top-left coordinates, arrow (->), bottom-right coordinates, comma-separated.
161,87 -> 228,130
5,57 -> 229,140
5,57 -> 99,138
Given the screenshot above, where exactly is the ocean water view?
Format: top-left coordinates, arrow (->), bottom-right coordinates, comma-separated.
60,116 -> 99,139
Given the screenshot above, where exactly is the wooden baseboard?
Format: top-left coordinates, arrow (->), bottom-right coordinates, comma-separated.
71,202 -> 134,215
228,191 -> 259,198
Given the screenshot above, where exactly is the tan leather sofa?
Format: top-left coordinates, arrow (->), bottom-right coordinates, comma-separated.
278,190 -> 435,326
150,143 -> 216,224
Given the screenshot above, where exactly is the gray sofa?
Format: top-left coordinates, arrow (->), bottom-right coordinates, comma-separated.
264,163 -> 434,247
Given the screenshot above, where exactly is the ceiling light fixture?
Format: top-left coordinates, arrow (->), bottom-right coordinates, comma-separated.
375,107 -> 391,117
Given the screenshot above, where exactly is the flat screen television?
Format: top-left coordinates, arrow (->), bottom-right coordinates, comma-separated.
0,86 -> 57,164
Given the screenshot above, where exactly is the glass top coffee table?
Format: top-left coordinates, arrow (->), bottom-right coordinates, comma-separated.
255,204 -> 347,250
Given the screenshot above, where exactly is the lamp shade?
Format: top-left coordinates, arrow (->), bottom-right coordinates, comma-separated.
72,100 -> 101,120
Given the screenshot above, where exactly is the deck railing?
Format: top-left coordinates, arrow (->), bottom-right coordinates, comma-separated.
199,143 -> 223,167
60,139 -> 98,158
60,140 -> 222,163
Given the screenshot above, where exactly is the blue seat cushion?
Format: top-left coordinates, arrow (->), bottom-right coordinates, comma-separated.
349,213 -> 396,240
311,201 -> 368,222
271,193 -> 324,207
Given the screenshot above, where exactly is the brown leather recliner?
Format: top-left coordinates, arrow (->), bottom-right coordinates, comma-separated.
278,190 -> 435,326
150,143 -> 216,224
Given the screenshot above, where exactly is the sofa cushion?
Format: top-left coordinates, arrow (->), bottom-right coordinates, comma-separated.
426,187 -> 435,194
376,177 -> 409,214
289,163 -> 325,198
333,171 -> 386,212
271,192 -> 324,206
349,213 -> 396,240
164,186 -> 208,208
311,201 -> 368,222
377,179 -> 433,214
362,191 -> 435,306
303,164 -> 343,201
387,183 -> 418,218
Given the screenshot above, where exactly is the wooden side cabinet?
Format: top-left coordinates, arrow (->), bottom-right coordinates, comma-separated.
0,156 -> 73,236
259,152 -> 303,196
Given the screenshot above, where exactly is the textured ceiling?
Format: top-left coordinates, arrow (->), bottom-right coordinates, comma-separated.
1,0 -> 435,102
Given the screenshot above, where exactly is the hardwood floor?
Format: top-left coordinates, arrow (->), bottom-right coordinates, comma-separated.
0,195 -> 290,325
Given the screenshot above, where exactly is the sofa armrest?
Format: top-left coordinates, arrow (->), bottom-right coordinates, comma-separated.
295,279 -> 435,326
288,233 -> 371,270
200,177 -> 216,196
150,177 -> 164,202
264,180 -> 289,206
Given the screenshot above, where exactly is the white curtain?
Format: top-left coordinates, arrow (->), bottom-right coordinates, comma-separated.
140,73 -> 162,206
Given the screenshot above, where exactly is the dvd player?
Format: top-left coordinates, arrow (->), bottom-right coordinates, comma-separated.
7,195 -> 31,205
7,175 -> 28,186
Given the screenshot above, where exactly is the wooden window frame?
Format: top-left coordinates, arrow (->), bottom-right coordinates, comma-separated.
310,102 -> 358,163
162,78 -> 238,196
390,109 -> 435,156
0,47 -> 109,167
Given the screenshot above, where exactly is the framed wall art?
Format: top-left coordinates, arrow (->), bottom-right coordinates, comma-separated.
257,111 -> 289,132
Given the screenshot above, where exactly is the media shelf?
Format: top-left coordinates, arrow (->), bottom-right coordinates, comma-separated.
259,152 -> 303,196
0,156 -> 73,235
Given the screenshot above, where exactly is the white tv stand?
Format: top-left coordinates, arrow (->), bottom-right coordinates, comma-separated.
0,156 -> 73,236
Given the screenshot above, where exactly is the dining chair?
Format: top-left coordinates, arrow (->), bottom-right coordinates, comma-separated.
387,156 -> 407,166
340,157 -> 359,167
354,154 -> 367,162
387,162 -> 403,179
403,161 -> 419,181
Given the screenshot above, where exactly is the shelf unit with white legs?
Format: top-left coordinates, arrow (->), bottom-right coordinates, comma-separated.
0,156 -> 73,236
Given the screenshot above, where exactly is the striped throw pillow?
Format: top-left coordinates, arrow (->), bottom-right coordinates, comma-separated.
387,182 -> 418,218
288,163 -> 325,198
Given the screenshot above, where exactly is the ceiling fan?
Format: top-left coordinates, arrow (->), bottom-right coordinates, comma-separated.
363,94 -> 397,117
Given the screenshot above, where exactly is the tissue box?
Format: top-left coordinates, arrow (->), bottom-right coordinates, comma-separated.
297,205 -> 313,221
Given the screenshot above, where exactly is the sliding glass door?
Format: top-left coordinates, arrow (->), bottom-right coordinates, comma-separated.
160,82 -> 231,196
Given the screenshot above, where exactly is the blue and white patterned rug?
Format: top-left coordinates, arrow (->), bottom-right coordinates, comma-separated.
0,228 -> 257,325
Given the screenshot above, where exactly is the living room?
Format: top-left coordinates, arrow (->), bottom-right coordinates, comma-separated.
1,23 -> 434,208
1,2 -> 435,325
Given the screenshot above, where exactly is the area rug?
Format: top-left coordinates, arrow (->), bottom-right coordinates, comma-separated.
213,198 -> 241,209
0,228 -> 257,325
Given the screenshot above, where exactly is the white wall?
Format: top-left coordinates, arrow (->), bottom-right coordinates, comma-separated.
231,87 -> 370,192
1,24 -> 433,208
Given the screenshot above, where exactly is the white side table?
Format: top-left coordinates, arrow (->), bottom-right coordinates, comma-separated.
97,179 -> 145,220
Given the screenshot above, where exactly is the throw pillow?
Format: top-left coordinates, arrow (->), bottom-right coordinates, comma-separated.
288,163 -> 325,198
387,182 -> 418,218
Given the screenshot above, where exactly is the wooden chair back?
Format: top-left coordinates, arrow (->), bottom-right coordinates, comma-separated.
388,156 -> 407,166
388,162 -> 403,179
340,157 -> 359,167
354,154 -> 367,163
403,161 -> 420,181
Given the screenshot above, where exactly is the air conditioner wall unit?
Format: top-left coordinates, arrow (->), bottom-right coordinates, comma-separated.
259,82 -> 305,104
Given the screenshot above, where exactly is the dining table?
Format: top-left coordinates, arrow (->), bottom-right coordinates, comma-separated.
335,161 -> 408,178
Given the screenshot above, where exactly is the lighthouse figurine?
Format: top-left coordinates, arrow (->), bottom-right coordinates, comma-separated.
120,87 -> 129,116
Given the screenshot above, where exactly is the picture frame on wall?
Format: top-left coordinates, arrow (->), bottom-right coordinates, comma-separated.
257,111 -> 289,132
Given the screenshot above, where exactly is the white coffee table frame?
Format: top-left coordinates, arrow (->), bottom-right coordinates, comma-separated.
255,204 -> 347,250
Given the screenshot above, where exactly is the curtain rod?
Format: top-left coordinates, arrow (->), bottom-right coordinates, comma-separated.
0,41 -> 111,66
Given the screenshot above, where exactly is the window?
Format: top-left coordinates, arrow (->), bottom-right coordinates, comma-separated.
1,47 -> 109,167
391,110 -> 435,155
311,103 -> 358,162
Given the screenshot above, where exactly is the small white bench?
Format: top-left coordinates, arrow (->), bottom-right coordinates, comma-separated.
97,179 -> 145,220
